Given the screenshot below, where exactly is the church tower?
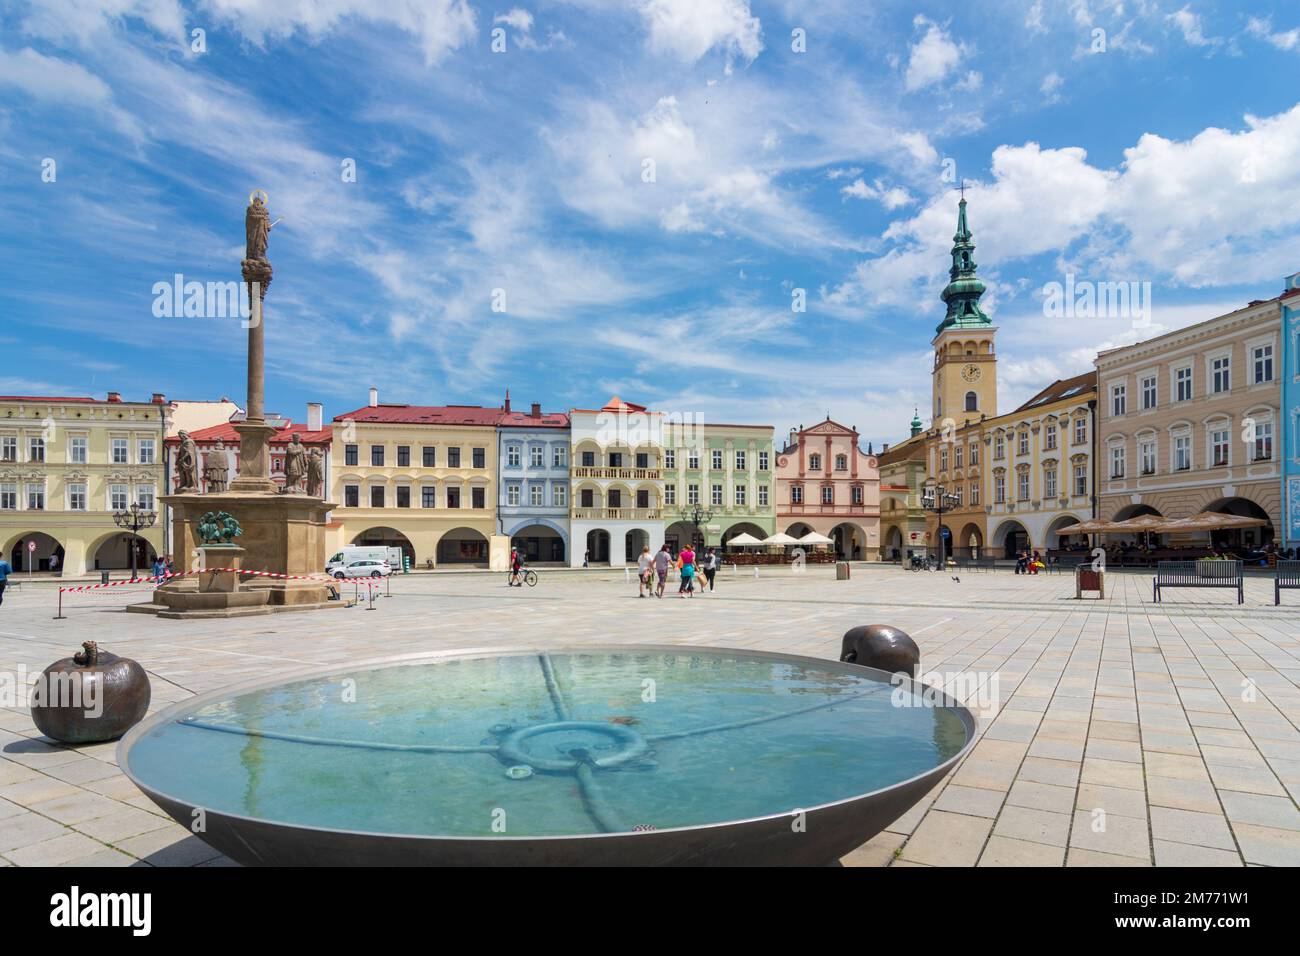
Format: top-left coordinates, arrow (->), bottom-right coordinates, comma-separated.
931,197 -> 997,428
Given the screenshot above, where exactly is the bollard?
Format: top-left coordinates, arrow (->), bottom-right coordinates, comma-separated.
624,568 -> 631,585
386,574 -> 392,598
54,589 -> 66,620
753,565 -> 759,578
366,583 -> 376,611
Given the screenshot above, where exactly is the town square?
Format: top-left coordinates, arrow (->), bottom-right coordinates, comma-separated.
0,0 -> 1296,927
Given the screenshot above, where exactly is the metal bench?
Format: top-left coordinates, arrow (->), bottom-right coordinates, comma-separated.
1153,560 -> 1243,604
955,556 -> 996,572
1276,560 -> 1300,606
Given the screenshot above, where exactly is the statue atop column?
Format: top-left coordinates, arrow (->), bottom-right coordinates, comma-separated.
204,442 -> 230,494
176,431 -> 200,493
306,448 -> 324,498
282,433 -> 307,494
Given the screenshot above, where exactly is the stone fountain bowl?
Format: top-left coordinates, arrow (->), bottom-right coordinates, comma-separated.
118,646 -> 977,866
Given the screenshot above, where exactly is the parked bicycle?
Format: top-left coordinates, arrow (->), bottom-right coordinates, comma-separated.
908,554 -> 939,572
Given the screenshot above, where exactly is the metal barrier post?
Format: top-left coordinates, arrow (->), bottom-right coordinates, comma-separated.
54,588 -> 65,620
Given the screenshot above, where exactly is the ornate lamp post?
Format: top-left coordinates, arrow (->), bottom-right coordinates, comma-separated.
112,503 -> 156,580
920,483 -> 959,568
678,502 -> 715,550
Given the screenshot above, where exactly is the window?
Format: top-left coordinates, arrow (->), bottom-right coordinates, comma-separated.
851,485 -> 863,505
345,485 -> 359,507
1,437 -> 15,462
345,444 -> 358,466
969,482 -> 980,506
1174,435 -> 1191,471
553,446 -> 566,468
735,450 -> 746,470
0,482 -> 15,510
636,489 -> 649,508
396,486 -> 411,508
758,485 -> 769,506
1044,424 -> 1057,450
473,448 -> 485,469
1211,356 -> 1230,394
1211,429 -> 1229,466
712,450 -> 723,470
370,486 -> 385,507
954,445 -> 963,469
394,445 -> 408,467
136,485 -> 155,510
965,391 -> 977,412
636,452 -> 649,469
531,446 -> 544,468
994,475 -> 1005,504
447,487 -> 461,508
507,446 -> 521,468
609,452 -> 623,468
664,485 -> 676,506
939,447 -> 948,472
952,486 -> 962,507
1018,432 -> 1029,456
711,483 -> 723,506
370,445 -> 384,466
27,483 -> 45,510
821,486 -> 834,504
687,450 -> 699,469
1175,366 -> 1192,402
1253,421 -> 1273,461
1073,465 -> 1087,497
735,485 -> 746,506
110,484 -> 128,510
1074,418 -> 1088,444
1141,376 -> 1157,409
530,484 -> 543,507
1253,344 -> 1274,384
791,485 -> 803,504
114,437 -> 130,464
70,436 -> 87,463
138,438 -> 155,464
29,437 -> 44,462
835,454 -> 848,471
1110,446 -> 1125,479
808,453 -> 821,470
581,450 -> 595,467
1141,440 -> 1156,475
580,488 -> 594,508
1044,467 -> 1057,499
553,484 -> 566,507
68,482 -> 86,511
472,487 -> 485,509
1111,384 -> 1126,416
422,486 -> 436,508
448,447 -> 461,468
969,442 -> 979,466
758,451 -> 769,470
1017,472 -> 1030,500
993,435 -> 1004,459
688,484 -> 700,505
664,449 -> 676,469
507,484 -> 520,506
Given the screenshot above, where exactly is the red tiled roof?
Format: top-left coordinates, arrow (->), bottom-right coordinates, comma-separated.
0,395 -> 97,403
498,411 -> 570,428
166,421 -> 332,445
1014,370 -> 1097,412
571,395 -> 654,414
336,403 -> 570,428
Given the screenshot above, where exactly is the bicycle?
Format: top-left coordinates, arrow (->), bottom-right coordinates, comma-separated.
507,567 -> 539,587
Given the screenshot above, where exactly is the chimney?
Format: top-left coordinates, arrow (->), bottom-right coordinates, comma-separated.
788,427 -> 797,449
368,387 -> 378,407
307,402 -> 323,432
882,442 -> 890,453
530,402 -> 541,419
504,389 -> 511,414
107,391 -> 122,403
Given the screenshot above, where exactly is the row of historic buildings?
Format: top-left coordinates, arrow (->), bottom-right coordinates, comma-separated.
878,198 -> 1298,559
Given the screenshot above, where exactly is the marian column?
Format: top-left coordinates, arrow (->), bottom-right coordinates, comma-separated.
228,191 -> 280,494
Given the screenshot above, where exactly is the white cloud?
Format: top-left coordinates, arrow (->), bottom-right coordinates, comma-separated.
638,0 -> 763,63
0,47 -> 112,103
1040,71 -> 1063,103
494,8 -> 534,31
841,178 -> 913,209
1246,16 -> 1300,52
1026,1 -> 1046,35
1167,7 -> 1219,48
905,16 -> 963,91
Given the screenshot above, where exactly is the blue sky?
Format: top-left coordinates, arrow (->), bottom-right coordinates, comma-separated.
2,0 -> 1298,448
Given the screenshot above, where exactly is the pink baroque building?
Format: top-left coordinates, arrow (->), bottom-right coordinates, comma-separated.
775,418 -> 880,559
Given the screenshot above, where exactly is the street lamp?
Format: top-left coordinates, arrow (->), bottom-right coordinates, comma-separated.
678,502 -> 715,550
920,483 -> 959,568
112,502 -> 157,580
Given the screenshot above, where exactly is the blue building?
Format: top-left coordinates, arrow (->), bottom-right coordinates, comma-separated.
1283,273 -> 1300,549
497,396 -> 571,563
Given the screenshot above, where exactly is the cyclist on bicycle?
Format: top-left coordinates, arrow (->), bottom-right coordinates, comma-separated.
508,548 -> 523,586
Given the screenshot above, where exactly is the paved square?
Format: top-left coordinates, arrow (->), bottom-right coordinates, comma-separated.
2,564 -> 1298,866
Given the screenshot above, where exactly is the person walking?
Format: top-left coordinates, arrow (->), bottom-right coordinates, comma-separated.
637,545 -> 653,598
151,555 -> 167,584
701,547 -> 718,593
678,543 -> 696,598
508,547 -> 523,586
0,554 -> 11,606
652,544 -> 671,598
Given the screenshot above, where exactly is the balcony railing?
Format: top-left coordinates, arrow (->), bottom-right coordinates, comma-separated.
571,507 -> 662,521
570,466 -> 662,480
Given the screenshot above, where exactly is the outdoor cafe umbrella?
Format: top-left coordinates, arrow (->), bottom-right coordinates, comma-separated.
1159,512 -> 1268,533
1053,518 -> 1112,535
725,532 -> 764,547
760,532 -> 802,546
796,531 -> 835,547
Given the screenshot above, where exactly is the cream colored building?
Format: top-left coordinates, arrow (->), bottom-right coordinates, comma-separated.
1096,297 -> 1282,545
330,396 -> 507,569
877,421 -> 928,561
1,392 -> 170,575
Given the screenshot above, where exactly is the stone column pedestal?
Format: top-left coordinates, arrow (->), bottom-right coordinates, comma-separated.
196,546 -> 245,592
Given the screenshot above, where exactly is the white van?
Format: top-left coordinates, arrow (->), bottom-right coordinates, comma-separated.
326,545 -> 404,575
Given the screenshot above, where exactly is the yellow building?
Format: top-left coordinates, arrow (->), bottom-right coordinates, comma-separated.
1,392 -> 169,575
330,395 -> 507,569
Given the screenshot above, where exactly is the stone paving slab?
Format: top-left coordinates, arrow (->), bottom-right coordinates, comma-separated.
1,565 -> 1297,866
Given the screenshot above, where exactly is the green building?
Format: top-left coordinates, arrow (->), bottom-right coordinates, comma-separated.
660,420 -> 776,550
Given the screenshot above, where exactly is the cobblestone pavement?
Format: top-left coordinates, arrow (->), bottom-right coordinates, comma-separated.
1,564 -> 1297,866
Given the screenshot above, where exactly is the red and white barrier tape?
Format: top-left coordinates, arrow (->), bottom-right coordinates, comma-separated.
59,568 -> 380,594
